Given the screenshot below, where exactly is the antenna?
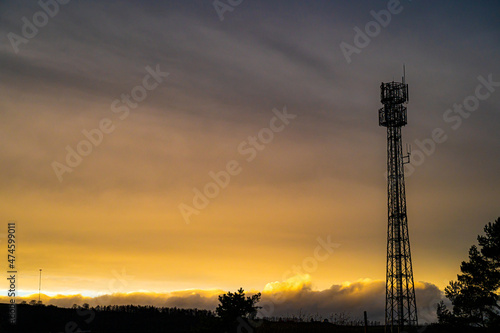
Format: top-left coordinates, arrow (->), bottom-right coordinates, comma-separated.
38,269 -> 42,303
402,64 -> 409,103
403,143 -> 412,164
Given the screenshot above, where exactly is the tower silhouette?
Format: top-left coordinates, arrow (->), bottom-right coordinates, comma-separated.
378,71 -> 418,332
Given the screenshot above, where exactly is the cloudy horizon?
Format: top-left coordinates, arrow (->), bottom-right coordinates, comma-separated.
0,275 -> 445,324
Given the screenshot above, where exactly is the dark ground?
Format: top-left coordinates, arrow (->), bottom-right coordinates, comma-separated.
0,303 -> 495,333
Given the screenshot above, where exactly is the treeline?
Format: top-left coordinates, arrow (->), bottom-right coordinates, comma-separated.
0,303 -> 218,333
0,302 -> 386,333
0,302 -> 388,333
77,303 -> 214,316
1,302 -> 498,333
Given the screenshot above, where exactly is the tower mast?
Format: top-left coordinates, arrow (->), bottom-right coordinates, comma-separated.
378,71 -> 418,332
39,269 -> 42,303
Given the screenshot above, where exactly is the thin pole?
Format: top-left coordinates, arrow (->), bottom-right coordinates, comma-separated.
38,269 -> 42,303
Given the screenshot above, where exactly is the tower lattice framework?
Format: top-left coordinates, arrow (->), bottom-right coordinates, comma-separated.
379,76 -> 418,332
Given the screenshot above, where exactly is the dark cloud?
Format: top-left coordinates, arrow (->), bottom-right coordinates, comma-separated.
0,277 -> 443,323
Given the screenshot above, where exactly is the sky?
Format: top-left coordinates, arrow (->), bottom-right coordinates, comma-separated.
0,0 -> 499,324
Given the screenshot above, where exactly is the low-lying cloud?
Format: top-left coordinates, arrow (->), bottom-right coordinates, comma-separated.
2,275 -> 444,324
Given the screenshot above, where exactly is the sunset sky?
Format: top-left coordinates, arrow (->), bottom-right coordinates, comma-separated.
1,0 -> 499,323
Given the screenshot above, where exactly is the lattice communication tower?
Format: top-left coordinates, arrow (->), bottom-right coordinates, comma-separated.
379,71 -> 418,332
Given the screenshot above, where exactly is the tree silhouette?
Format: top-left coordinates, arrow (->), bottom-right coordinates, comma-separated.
216,288 -> 261,330
439,217 -> 500,328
